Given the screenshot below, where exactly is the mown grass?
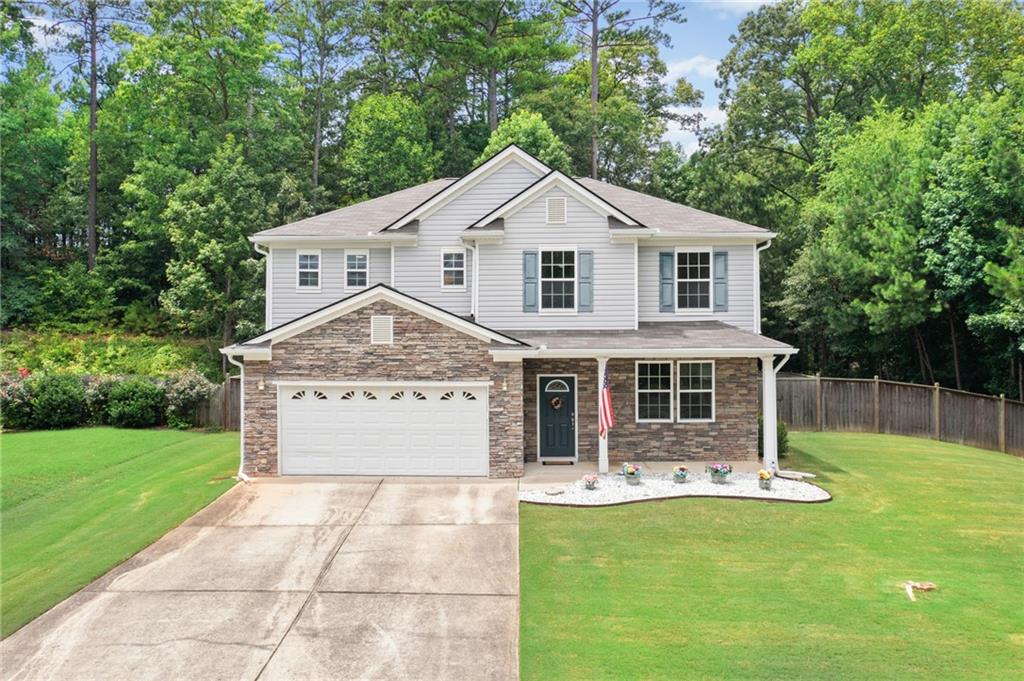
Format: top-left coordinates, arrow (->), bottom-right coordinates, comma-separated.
520,432 -> 1024,680
0,428 -> 237,637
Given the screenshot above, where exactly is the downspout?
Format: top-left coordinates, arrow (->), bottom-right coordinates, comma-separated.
225,353 -> 249,482
755,240 -> 772,335
466,240 -> 479,318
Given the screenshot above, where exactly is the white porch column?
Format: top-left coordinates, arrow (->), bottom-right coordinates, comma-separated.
761,354 -> 779,472
597,356 -> 609,473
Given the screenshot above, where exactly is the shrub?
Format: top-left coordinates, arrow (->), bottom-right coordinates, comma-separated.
29,374 -> 88,429
107,378 -> 165,428
0,374 -> 35,430
85,376 -> 120,425
758,413 -> 790,457
165,369 -> 214,429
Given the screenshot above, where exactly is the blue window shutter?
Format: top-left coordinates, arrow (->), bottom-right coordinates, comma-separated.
523,250 -> 538,312
578,250 -> 593,312
659,251 -> 674,312
713,250 -> 729,312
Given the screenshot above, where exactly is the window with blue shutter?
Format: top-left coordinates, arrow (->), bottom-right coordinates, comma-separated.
522,250 -> 538,312
578,250 -> 593,312
658,252 -> 674,312
713,250 -> 728,312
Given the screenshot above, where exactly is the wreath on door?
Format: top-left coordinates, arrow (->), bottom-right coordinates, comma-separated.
549,396 -> 564,410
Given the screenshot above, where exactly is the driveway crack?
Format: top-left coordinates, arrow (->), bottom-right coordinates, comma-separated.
253,479 -> 383,680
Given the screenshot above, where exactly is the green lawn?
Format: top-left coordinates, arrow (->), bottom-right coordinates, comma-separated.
520,433 -> 1024,680
0,428 -> 237,638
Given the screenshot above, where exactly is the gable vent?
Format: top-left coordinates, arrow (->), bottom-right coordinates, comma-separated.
370,315 -> 393,344
546,197 -> 567,224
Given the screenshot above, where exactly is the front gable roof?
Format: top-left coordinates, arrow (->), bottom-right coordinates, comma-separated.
222,285 -> 527,358
467,171 -> 644,230
381,144 -> 550,231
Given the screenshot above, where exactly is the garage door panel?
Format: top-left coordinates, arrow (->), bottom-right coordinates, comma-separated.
279,383 -> 489,476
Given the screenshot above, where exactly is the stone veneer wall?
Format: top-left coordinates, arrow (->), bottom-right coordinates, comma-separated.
242,300 -> 523,478
523,357 -> 760,463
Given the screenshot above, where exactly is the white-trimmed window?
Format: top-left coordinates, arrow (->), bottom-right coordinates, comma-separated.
636,362 -> 673,422
540,249 -> 576,311
441,249 -> 466,288
345,249 -> 368,289
296,250 -> 321,290
676,248 -> 712,311
678,361 -> 714,422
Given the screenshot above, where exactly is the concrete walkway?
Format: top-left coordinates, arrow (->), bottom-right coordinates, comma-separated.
0,479 -> 520,681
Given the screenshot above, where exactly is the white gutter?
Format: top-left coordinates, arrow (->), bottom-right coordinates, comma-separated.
755,239 -> 771,335
224,354 -> 249,482
466,241 -> 479,317
490,347 -> 799,361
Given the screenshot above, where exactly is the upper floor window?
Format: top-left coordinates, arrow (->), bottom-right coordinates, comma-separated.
441,249 -> 465,288
676,249 -> 711,311
345,250 -> 368,289
297,250 -> 320,290
678,361 -> 714,421
540,249 -> 575,311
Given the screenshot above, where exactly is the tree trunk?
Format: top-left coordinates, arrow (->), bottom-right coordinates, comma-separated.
947,308 -> 962,389
589,6 -> 599,179
913,328 -> 927,383
87,1 -> 98,269
487,67 -> 498,131
313,82 -> 322,188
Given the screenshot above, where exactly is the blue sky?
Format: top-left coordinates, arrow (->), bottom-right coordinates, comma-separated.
657,1 -> 769,153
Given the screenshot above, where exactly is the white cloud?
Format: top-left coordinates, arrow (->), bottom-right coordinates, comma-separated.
665,54 -> 720,83
691,0 -> 774,18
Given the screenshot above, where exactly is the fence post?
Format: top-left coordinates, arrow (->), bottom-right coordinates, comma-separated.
873,375 -> 880,433
932,382 -> 941,439
815,372 -> 823,431
999,394 -> 1006,453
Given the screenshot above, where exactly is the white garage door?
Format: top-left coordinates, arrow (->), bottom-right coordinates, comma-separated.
278,384 -> 489,476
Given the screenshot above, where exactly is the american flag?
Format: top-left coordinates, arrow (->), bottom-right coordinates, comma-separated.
599,365 -> 616,438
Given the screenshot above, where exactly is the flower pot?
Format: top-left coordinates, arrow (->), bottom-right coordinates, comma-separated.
673,473 -> 688,484
710,472 -> 730,485
758,478 -> 772,491
625,475 -> 642,486
584,481 -> 597,490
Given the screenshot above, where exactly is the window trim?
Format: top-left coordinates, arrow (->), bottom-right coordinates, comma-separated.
344,248 -> 370,291
674,246 -> 713,313
538,246 -> 578,315
676,360 -> 715,423
296,249 -> 322,292
440,247 -> 467,289
635,361 -> 674,423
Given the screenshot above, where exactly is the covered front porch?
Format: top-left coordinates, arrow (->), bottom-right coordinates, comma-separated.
491,321 -> 798,475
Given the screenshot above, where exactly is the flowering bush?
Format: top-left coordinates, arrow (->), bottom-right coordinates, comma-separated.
622,463 -> 642,476
706,463 -> 733,476
582,474 -> 599,490
0,374 -> 34,430
85,376 -> 120,425
165,369 -> 214,429
758,469 -> 773,481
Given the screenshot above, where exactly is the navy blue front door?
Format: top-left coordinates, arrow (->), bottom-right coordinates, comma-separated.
539,376 -> 576,459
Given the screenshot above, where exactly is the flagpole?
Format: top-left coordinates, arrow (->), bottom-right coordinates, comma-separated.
597,356 -> 609,473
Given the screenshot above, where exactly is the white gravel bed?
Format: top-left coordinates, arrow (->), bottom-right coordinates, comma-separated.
519,472 -> 831,506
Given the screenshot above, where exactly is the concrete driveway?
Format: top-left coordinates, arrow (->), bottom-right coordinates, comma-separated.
1,479 -> 519,681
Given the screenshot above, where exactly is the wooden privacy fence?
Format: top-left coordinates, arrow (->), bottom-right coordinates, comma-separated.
778,375 -> 1024,456
195,375 -> 241,431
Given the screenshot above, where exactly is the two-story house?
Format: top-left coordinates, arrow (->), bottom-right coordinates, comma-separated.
221,145 -> 797,479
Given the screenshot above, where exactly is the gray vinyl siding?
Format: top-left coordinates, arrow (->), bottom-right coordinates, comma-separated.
638,244 -> 756,331
392,159 -> 541,315
269,247 -> 391,327
477,188 -> 636,330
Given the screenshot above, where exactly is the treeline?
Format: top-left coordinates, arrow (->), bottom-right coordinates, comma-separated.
2,0 -> 1022,396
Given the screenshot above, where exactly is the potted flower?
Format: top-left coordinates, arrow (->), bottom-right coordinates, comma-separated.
706,462 -> 732,484
672,465 -> 689,483
582,474 -> 599,490
758,469 -> 773,490
622,463 -> 642,486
